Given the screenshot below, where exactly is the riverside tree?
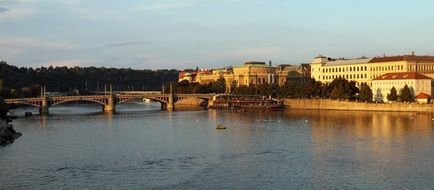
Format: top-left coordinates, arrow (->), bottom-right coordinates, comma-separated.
400,84 -> 415,102
387,87 -> 398,102
358,83 -> 373,102
326,78 -> 359,100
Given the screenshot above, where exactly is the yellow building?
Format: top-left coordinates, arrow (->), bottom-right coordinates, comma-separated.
231,61 -> 277,86
310,53 -> 434,87
372,72 -> 432,103
195,62 -> 278,89
194,61 -> 310,90
276,64 -> 311,86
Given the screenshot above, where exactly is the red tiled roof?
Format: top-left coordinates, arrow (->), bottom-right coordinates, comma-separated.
369,55 -> 434,63
373,72 -> 431,80
197,70 -> 212,75
415,92 -> 431,99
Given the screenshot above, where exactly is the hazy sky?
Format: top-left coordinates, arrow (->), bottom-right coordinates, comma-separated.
1,0 -> 433,69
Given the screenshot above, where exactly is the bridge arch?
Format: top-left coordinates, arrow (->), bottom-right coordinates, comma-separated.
6,102 -> 41,108
117,97 -> 168,105
50,99 -> 107,107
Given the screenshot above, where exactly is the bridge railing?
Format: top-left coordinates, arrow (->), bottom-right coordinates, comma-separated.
5,93 -> 218,102
5,97 -> 43,102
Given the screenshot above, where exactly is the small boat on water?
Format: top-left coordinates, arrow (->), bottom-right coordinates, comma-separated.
7,112 -> 18,119
216,124 -> 226,130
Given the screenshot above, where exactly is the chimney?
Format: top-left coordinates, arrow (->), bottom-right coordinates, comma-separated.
411,51 -> 415,56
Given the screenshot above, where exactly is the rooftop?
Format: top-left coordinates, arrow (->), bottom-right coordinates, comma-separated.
369,55 -> 434,63
415,92 -> 431,99
324,58 -> 372,66
244,61 -> 266,65
373,72 -> 431,80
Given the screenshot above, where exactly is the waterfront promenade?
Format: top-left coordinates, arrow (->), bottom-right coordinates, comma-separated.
284,99 -> 434,113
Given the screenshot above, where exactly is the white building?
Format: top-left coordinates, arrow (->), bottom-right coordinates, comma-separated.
372,72 -> 432,102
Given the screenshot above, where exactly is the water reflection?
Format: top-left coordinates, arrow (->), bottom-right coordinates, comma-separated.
283,110 -> 434,189
2,106 -> 434,189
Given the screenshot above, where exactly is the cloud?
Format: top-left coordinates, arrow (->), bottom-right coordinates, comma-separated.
0,0 -> 36,20
132,0 -> 199,11
105,41 -> 148,48
0,7 -> 33,21
87,41 -> 149,51
0,6 -> 8,13
0,36 -> 79,49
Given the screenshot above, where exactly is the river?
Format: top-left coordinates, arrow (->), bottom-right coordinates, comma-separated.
1,101 -> 434,189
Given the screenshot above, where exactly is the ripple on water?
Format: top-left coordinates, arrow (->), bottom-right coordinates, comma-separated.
1,108 -> 434,189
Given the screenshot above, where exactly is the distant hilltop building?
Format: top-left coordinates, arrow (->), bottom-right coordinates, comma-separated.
310,52 -> 434,102
180,61 -> 310,91
178,69 -> 197,82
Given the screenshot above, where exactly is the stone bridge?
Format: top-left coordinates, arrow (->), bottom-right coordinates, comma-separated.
5,93 -> 215,115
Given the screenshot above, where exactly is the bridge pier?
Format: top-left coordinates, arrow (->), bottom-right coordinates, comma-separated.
39,97 -> 49,115
103,94 -> 116,112
166,94 -> 174,111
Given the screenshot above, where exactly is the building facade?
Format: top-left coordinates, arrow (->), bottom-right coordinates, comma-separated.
310,53 -> 434,87
193,61 -> 309,90
276,64 -> 311,85
372,72 -> 432,102
178,70 -> 197,82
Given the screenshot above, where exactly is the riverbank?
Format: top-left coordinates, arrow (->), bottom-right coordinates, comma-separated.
284,99 -> 434,113
0,119 -> 22,146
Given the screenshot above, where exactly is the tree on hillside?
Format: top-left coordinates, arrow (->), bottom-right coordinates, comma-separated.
358,83 -> 373,102
387,87 -> 398,102
0,80 -> 7,118
0,61 -> 180,98
400,84 -> 415,102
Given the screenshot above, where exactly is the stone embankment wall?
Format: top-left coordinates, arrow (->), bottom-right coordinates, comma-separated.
284,99 -> 434,113
174,97 -> 208,109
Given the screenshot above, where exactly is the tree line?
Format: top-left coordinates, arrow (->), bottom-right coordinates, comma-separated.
0,61 -> 178,98
173,77 -> 417,103
173,77 -> 374,102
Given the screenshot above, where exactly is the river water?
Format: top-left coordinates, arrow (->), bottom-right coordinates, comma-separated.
1,101 -> 434,189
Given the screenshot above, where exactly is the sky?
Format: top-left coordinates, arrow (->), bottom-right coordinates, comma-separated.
0,0 -> 434,70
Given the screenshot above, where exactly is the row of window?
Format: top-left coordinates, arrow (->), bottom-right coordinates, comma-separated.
320,65 -> 406,73
322,66 -> 368,73
371,65 -> 404,72
323,73 -> 368,80
373,81 -> 429,86
408,64 -> 434,71
374,81 -> 414,85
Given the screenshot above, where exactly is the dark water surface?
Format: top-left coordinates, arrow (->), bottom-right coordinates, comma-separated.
1,102 -> 434,189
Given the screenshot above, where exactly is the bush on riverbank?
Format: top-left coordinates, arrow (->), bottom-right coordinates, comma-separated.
0,96 -> 21,147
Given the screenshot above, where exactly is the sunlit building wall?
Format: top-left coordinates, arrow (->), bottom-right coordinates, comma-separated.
310,53 -> 434,87
372,72 -> 432,102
